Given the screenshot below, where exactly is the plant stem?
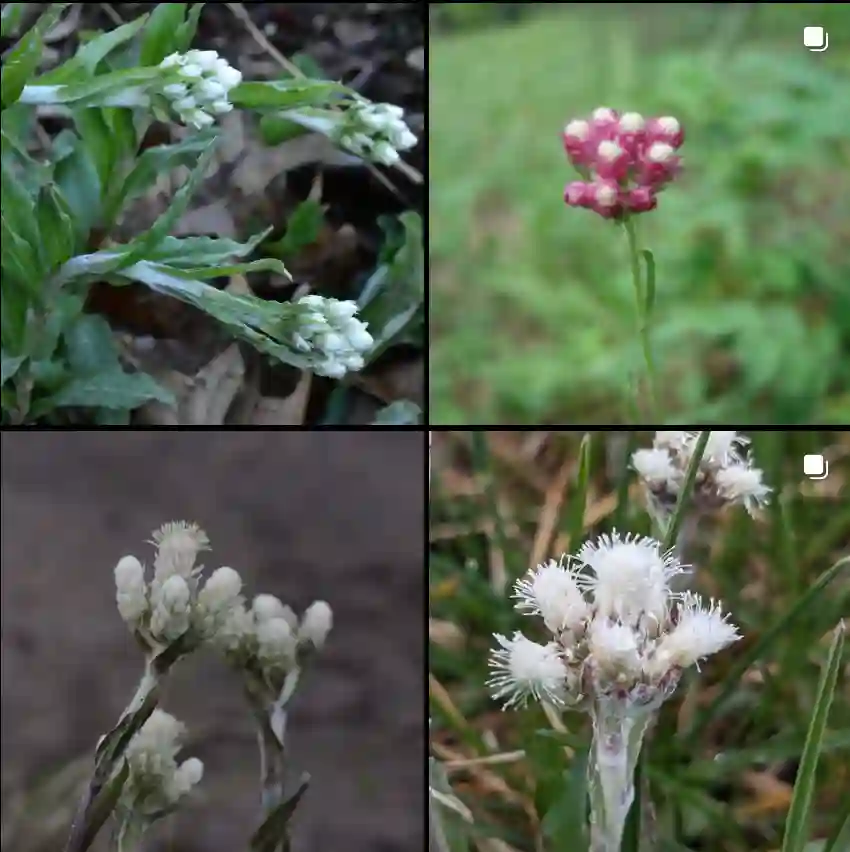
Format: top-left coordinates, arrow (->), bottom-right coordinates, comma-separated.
622,217 -> 658,419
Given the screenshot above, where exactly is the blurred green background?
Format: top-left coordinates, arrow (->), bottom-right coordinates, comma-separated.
428,4 -> 850,425
429,429 -> 849,852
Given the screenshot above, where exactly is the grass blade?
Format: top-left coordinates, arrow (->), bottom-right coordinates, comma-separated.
566,433 -> 592,549
683,556 -> 849,747
662,430 -> 710,550
780,620 -> 846,852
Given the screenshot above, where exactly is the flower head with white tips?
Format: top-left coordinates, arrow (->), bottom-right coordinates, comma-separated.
513,557 -> 589,633
487,531 -> 739,714
335,97 -> 417,165
158,50 -> 242,129
631,431 -> 771,520
488,633 -> 570,708
575,531 -> 686,626
292,295 -> 373,378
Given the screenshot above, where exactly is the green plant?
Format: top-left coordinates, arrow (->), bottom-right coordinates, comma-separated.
1,3 -> 419,424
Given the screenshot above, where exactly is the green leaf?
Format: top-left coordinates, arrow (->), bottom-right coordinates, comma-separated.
118,140 -> 218,267
71,108 -> 118,192
781,621 -> 846,852
46,367 -> 176,412
1,354 -> 26,385
641,248 -> 656,317
35,183 -> 76,270
74,759 -> 131,852
541,751 -> 589,852
0,278 -> 31,355
70,14 -> 149,75
566,432 -> 593,550
27,67 -> 161,107
265,199 -> 325,259
52,133 -> 103,240
358,212 -> 424,360
0,4 -> 69,107
173,4 -> 204,53
1,212 -> 42,294
139,4 -> 187,66
145,230 -> 272,268
63,314 -> 120,375
372,400 -> 422,425
103,130 -> 216,222
683,556 -> 850,746
259,114 -> 313,146
231,79 -> 350,110
0,4 -> 26,38
250,774 -> 310,852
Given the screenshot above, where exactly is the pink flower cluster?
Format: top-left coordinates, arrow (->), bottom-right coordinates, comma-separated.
562,108 -> 684,219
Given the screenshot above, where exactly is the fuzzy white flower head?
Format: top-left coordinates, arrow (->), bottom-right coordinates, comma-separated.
647,142 -> 674,163
122,710 -> 202,813
292,295 -> 373,377
253,593 -> 298,628
150,521 -> 209,586
714,464 -> 771,516
513,558 -> 589,633
592,107 -> 616,122
698,431 -> 748,466
576,532 -> 686,625
299,600 -> 333,648
588,619 -> 642,680
115,555 -> 148,626
256,617 -> 297,666
597,140 -> 623,162
648,594 -> 739,677
564,119 -> 590,139
619,111 -> 645,132
631,447 -> 680,489
488,633 -> 568,708
195,566 -> 243,638
159,50 -> 241,129
213,601 -> 254,654
150,574 -> 192,642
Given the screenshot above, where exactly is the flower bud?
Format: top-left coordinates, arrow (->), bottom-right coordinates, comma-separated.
299,600 -> 333,648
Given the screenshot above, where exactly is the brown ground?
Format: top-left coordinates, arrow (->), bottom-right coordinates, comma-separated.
0,430 -> 426,852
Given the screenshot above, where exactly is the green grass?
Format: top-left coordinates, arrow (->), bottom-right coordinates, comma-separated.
429,430 -> 850,852
429,5 -> 850,425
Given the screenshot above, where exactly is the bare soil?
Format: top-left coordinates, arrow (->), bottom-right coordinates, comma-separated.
0,430 -> 426,852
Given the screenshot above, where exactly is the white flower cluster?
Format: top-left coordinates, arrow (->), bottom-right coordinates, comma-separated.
292,295 -> 374,378
632,430 -> 771,519
337,99 -> 418,166
118,709 -> 203,816
114,523 -> 333,678
159,50 -> 242,129
488,532 -> 740,711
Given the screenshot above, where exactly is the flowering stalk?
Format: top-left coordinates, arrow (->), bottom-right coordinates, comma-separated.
562,108 -> 684,418
488,532 -> 742,852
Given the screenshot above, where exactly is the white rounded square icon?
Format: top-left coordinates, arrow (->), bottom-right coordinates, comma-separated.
803,26 -> 826,48
803,454 -> 826,477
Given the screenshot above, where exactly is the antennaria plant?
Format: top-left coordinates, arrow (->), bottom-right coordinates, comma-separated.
1,4 -> 419,424
63,521 -> 332,852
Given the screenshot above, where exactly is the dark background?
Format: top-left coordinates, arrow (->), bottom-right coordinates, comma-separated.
0,430 -> 426,852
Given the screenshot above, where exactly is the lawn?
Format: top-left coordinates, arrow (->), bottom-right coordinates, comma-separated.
428,4 -> 850,425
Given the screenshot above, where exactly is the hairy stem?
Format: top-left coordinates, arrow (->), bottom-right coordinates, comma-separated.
622,216 -> 658,419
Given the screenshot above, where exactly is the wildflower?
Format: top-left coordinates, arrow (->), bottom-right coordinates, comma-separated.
194,566 -> 244,639
562,108 -> 684,219
292,295 -> 373,378
646,593 -> 740,677
252,593 -> 298,628
298,600 -> 333,649
487,633 -> 570,708
575,531 -> 686,626
149,574 -> 191,643
158,50 -> 242,129
488,531 -> 738,712
631,431 -> 771,519
336,98 -> 417,165
256,617 -> 297,667
115,556 -> 148,627
513,558 -> 589,633
118,709 -> 203,817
